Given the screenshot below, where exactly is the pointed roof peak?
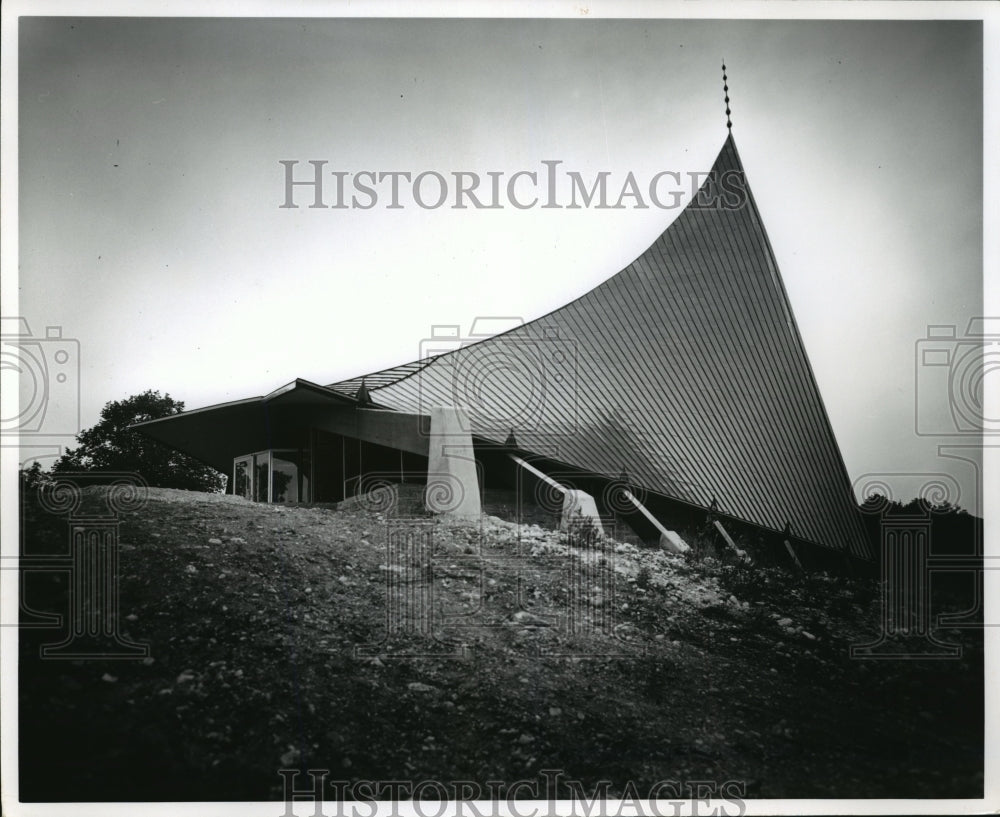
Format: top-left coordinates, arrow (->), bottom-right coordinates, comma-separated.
721,60 -> 732,131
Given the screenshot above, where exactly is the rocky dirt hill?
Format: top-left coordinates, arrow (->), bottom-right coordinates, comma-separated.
18,485 -> 982,802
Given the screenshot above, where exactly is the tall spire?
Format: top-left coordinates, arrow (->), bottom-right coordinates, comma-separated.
722,60 -> 732,130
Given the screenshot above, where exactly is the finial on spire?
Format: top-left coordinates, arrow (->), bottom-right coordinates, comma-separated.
721,61 -> 732,130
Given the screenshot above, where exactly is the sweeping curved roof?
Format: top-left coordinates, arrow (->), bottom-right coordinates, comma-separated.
327,134 -> 871,558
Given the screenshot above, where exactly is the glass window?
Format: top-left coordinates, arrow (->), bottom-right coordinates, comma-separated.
253,452 -> 270,502
299,448 -> 310,503
235,449 -> 310,503
271,453 -> 298,503
233,459 -> 250,499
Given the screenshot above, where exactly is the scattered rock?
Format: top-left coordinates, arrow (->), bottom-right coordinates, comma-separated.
20,484 -> 977,802
512,610 -> 550,627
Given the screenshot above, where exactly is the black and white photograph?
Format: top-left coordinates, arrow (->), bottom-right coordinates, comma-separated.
1,3 -> 996,815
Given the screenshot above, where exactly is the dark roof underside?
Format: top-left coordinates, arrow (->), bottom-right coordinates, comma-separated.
327,135 -> 871,558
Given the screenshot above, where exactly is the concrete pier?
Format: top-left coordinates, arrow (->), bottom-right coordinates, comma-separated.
623,489 -> 691,555
560,489 -> 605,536
425,407 -> 482,518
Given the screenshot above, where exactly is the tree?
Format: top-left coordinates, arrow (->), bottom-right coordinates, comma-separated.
51,390 -> 226,492
19,461 -> 52,492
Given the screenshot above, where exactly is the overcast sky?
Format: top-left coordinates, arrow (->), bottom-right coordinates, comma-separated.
11,12 -> 989,512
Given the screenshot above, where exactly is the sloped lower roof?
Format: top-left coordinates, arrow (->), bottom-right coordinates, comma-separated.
327,358 -> 438,399
327,134 -> 871,558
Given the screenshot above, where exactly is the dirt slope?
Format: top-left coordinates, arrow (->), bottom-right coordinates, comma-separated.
18,486 -> 982,801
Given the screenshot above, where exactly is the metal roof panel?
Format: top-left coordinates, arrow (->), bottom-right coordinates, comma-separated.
327,135 -> 871,557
